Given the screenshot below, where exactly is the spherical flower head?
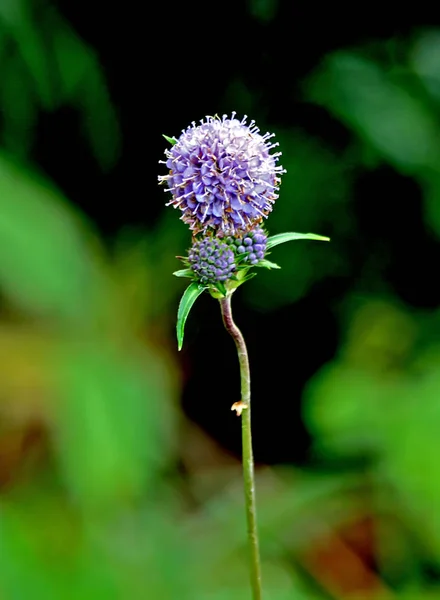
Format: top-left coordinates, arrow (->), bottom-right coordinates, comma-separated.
232,227 -> 267,265
188,236 -> 236,285
159,113 -> 285,234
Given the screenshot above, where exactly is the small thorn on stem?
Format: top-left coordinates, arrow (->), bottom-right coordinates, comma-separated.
231,401 -> 248,416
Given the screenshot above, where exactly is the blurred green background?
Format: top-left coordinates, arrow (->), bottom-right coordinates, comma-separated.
2,1 -> 440,598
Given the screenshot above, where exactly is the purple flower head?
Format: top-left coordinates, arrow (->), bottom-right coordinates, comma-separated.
188,236 -> 237,285
159,113 -> 285,234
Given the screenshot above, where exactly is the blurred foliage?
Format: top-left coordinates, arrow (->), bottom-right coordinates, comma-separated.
0,0 -> 119,165
247,0 -> 279,22
2,1 -> 440,598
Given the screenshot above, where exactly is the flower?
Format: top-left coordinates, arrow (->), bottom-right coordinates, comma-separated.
159,113 -> 285,234
183,227 -> 268,290
230,227 -> 267,265
188,236 -> 237,284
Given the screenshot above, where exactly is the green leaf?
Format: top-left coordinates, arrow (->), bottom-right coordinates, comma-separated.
235,271 -> 257,285
176,282 -> 206,350
0,154 -> 110,324
266,232 -> 330,249
215,281 -> 227,296
307,51 -> 440,173
52,343 -> 175,507
173,269 -> 193,278
163,134 -> 178,145
50,15 -> 121,169
1,1 -> 55,110
256,259 -> 281,269
0,52 -> 37,156
0,506 -> 63,600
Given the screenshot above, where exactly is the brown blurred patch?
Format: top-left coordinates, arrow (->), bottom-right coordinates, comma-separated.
0,324 -> 54,491
300,515 -> 395,600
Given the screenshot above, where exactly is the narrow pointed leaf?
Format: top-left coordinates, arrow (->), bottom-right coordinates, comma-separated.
215,281 -> 227,296
239,272 -> 257,284
266,232 -> 330,249
173,269 -> 193,278
256,259 -> 281,269
176,282 -> 206,350
163,134 -> 178,145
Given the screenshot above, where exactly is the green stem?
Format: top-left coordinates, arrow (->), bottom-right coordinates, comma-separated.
219,293 -> 262,600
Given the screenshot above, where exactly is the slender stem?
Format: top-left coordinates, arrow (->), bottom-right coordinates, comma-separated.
219,294 -> 262,600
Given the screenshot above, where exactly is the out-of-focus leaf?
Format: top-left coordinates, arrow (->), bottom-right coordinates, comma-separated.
110,230 -> 155,334
0,495 -> 133,599
0,155 -> 113,324
411,30 -> 440,101
0,52 -> 37,155
76,65 -> 121,170
117,508 -> 192,599
0,505 -> 64,600
303,362 -> 393,457
49,19 -> 95,101
0,0 -> 54,109
52,19 -> 121,169
54,12 -> 122,171
51,342 -> 176,508
307,52 -> 440,172
0,4 -> 120,167
176,282 -> 206,350
51,14 -> 120,169
379,368 -> 440,558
